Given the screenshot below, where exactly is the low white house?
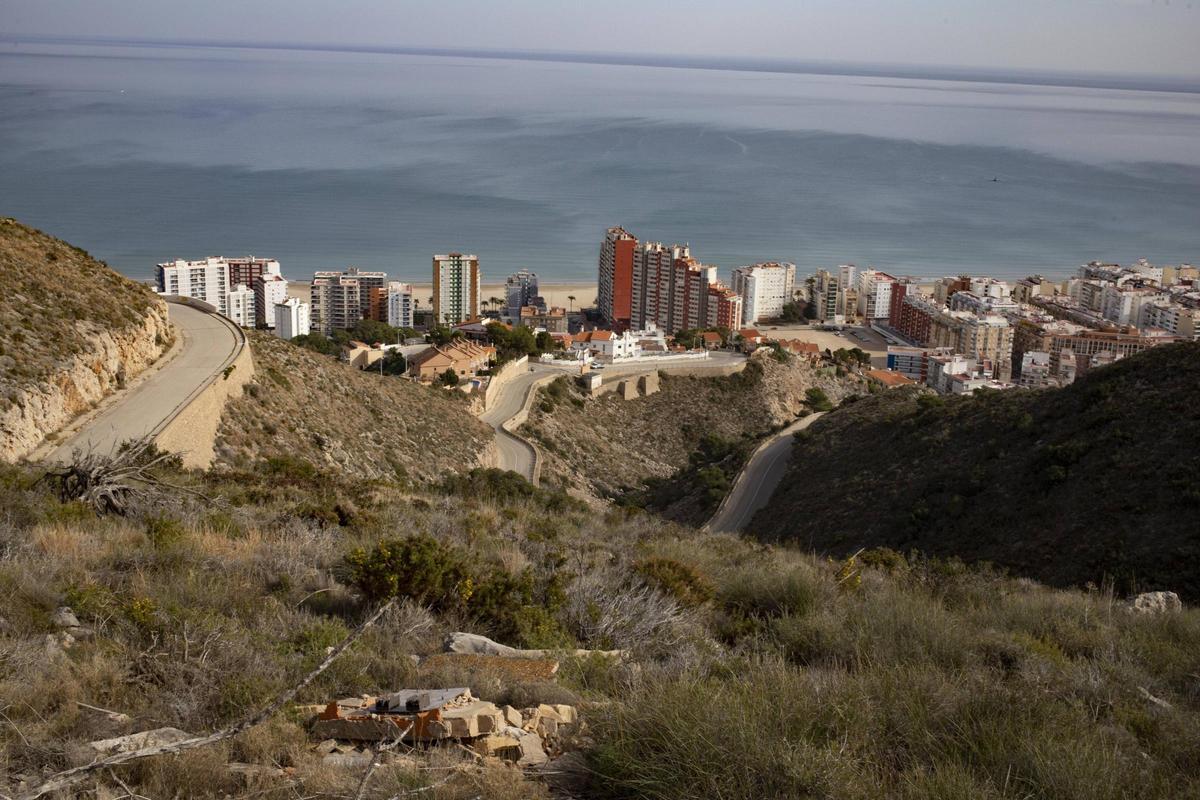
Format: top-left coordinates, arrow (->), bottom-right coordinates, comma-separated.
570,324 -> 672,362
571,330 -> 638,360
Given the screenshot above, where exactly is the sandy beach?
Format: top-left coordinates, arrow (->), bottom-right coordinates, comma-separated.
288,280 -> 597,313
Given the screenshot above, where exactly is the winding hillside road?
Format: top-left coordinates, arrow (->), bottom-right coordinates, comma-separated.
707,411 -> 826,534
480,353 -> 748,482
46,303 -> 242,463
478,366 -> 554,481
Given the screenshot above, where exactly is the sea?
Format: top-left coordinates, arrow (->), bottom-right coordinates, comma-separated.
1,40 -> 1198,284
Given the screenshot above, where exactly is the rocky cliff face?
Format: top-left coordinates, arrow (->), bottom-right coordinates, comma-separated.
0,301 -> 172,461
0,219 -> 174,461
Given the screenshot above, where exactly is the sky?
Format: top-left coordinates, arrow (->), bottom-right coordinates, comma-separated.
1,0 -> 1198,78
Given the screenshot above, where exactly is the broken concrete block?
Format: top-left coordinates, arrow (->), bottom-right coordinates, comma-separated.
53,607 -> 81,629
536,717 -> 558,739
536,704 -> 564,723
90,728 -> 192,757
311,717 -> 411,742
441,700 -> 503,739
314,739 -> 338,755
552,704 -> 578,725
516,730 -> 549,767
425,720 -> 452,739
502,705 -> 522,728
375,688 -> 470,714
473,733 -> 521,758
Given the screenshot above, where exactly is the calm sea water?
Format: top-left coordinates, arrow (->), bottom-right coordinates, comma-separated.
1,42 -> 1198,283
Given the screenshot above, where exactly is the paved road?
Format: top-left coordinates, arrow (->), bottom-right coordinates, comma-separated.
48,303 -> 241,462
478,366 -> 555,481
707,411 -> 826,534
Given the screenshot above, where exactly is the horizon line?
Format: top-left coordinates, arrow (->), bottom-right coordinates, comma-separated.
4,32 -> 1200,95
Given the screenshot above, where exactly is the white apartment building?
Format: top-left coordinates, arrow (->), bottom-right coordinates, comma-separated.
274,298 -> 311,340
156,257 -> 230,314
433,253 -> 480,324
857,270 -> 896,322
386,282 -> 415,329
1140,300 -> 1198,340
1100,284 -> 1165,327
949,290 -> 1019,316
309,268 -> 387,335
254,274 -> 288,328
732,262 -> 796,325
226,284 -> 256,328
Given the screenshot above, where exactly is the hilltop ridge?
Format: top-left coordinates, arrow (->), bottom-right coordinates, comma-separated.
750,341 -> 1200,600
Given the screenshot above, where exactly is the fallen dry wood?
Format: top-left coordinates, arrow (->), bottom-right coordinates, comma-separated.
18,599 -> 398,800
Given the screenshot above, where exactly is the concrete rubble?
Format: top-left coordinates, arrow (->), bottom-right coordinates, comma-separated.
306,685 -> 583,770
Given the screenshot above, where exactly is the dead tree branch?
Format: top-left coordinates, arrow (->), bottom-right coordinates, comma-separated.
352,721 -> 414,800
42,437 -> 212,516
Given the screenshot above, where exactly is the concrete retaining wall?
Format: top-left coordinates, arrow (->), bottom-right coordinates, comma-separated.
154,310 -> 254,469
501,374 -> 557,485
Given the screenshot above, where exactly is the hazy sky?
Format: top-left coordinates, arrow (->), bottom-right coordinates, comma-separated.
2,0 -> 1198,77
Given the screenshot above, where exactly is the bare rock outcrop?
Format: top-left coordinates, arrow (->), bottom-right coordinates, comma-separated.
0,301 -> 171,461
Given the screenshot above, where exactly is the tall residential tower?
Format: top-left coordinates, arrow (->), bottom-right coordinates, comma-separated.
433,253 -> 480,325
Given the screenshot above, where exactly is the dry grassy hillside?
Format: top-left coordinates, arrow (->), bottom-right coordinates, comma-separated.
0,219 -> 164,398
214,333 -> 493,482
522,352 -> 863,508
0,454 -> 1196,800
751,342 -> 1200,601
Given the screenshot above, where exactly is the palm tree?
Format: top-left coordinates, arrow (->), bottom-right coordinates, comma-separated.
567,295 -> 576,313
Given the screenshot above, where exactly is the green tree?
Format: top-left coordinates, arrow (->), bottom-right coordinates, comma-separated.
535,330 -> 554,352
439,368 -> 460,386
429,325 -> 459,346
804,387 -> 834,412
487,322 -> 539,363
291,332 -> 339,356
351,317 -> 401,345
381,350 -> 407,376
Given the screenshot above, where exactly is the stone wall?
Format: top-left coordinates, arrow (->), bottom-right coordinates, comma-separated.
0,301 -> 172,462
155,319 -> 253,470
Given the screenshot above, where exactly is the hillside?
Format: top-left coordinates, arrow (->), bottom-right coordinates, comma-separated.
521,352 -> 863,522
0,450 -> 1197,799
0,219 -> 171,459
214,333 -> 494,482
751,342 -> 1200,601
